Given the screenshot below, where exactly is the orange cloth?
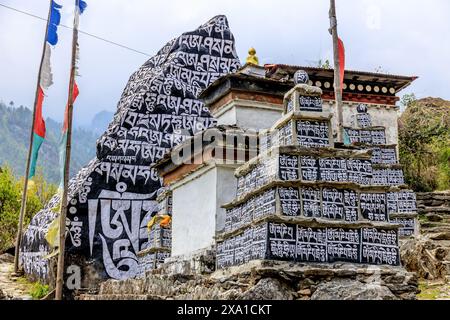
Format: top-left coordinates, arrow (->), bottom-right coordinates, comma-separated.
147,215 -> 171,230
160,216 -> 171,227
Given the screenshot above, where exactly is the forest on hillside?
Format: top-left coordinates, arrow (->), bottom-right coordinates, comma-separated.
0,101 -> 105,184
399,97 -> 450,192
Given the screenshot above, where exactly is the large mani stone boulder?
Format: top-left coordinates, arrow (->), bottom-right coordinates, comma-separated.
20,15 -> 241,287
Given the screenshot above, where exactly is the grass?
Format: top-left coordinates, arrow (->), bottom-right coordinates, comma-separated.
418,215 -> 428,223
417,283 -> 440,300
417,281 -> 450,300
13,276 -> 49,300
15,276 -> 30,286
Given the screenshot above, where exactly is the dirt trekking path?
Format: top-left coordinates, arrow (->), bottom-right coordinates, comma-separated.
0,254 -> 32,300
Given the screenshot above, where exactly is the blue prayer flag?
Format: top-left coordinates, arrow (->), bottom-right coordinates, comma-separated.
78,0 -> 87,14
46,1 -> 62,45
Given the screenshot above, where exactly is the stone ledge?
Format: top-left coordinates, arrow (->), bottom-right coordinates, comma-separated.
154,247 -> 216,276
137,247 -> 170,257
211,260 -> 410,280
79,259 -> 418,300
417,192 -> 450,200
420,207 -> 450,214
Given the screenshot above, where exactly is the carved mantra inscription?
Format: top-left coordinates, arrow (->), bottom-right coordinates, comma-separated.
297,120 -> 330,148
299,95 -> 323,112
218,222 -> 400,268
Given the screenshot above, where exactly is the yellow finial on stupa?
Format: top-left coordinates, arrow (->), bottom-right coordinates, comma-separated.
246,47 -> 259,66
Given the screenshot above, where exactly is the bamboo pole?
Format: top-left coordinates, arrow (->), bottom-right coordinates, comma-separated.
55,0 -> 80,300
13,0 -> 53,274
329,0 -> 344,144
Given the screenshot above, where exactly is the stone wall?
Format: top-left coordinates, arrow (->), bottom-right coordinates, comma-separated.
78,260 -> 418,300
400,191 -> 450,280
417,192 -> 450,230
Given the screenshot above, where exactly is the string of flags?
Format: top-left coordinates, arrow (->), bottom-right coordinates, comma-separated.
31,1 -> 87,259
29,0 -> 62,180
29,0 -> 87,185
59,0 -> 87,189
44,0 -> 88,259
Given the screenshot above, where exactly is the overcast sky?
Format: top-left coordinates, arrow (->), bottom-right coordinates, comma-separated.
1,0 -> 449,126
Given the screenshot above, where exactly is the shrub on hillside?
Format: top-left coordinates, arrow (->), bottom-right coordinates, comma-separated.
0,166 -> 56,252
399,97 -> 450,192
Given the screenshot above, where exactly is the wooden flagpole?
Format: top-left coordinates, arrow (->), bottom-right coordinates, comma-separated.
55,0 -> 80,300
13,0 -> 53,275
329,0 -> 344,144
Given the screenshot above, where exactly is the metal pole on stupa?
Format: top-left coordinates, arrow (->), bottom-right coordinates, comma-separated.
329,0 -> 345,144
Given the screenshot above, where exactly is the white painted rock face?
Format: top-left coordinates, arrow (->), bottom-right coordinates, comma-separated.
20,15 -> 241,291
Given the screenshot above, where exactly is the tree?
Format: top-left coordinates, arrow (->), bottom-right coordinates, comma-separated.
318,59 -> 332,69
374,66 -> 386,73
0,167 -> 21,252
0,166 -> 55,252
399,97 -> 450,191
26,167 -> 58,206
400,93 -> 417,110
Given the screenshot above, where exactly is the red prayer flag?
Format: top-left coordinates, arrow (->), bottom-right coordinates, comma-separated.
62,82 -> 79,132
34,87 -> 46,138
29,86 -> 47,179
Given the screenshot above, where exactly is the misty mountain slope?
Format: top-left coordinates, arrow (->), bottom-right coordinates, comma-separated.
0,101 -> 106,184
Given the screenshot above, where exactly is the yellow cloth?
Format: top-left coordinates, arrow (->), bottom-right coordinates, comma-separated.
45,218 -> 59,249
43,218 -> 60,259
147,215 -> 171,230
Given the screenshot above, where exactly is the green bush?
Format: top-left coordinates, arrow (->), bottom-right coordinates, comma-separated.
30,282 -> 50,300
0,166 -> 56,252
0,167 -> 22,251
399,97 -> 450,192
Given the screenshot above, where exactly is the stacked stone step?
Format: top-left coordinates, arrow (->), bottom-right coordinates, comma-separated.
343,103 -> 418,238
417,192 -> 450,231
217,70 -> 410,270
416,192 -> 450,279
137,189 -> 172,277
